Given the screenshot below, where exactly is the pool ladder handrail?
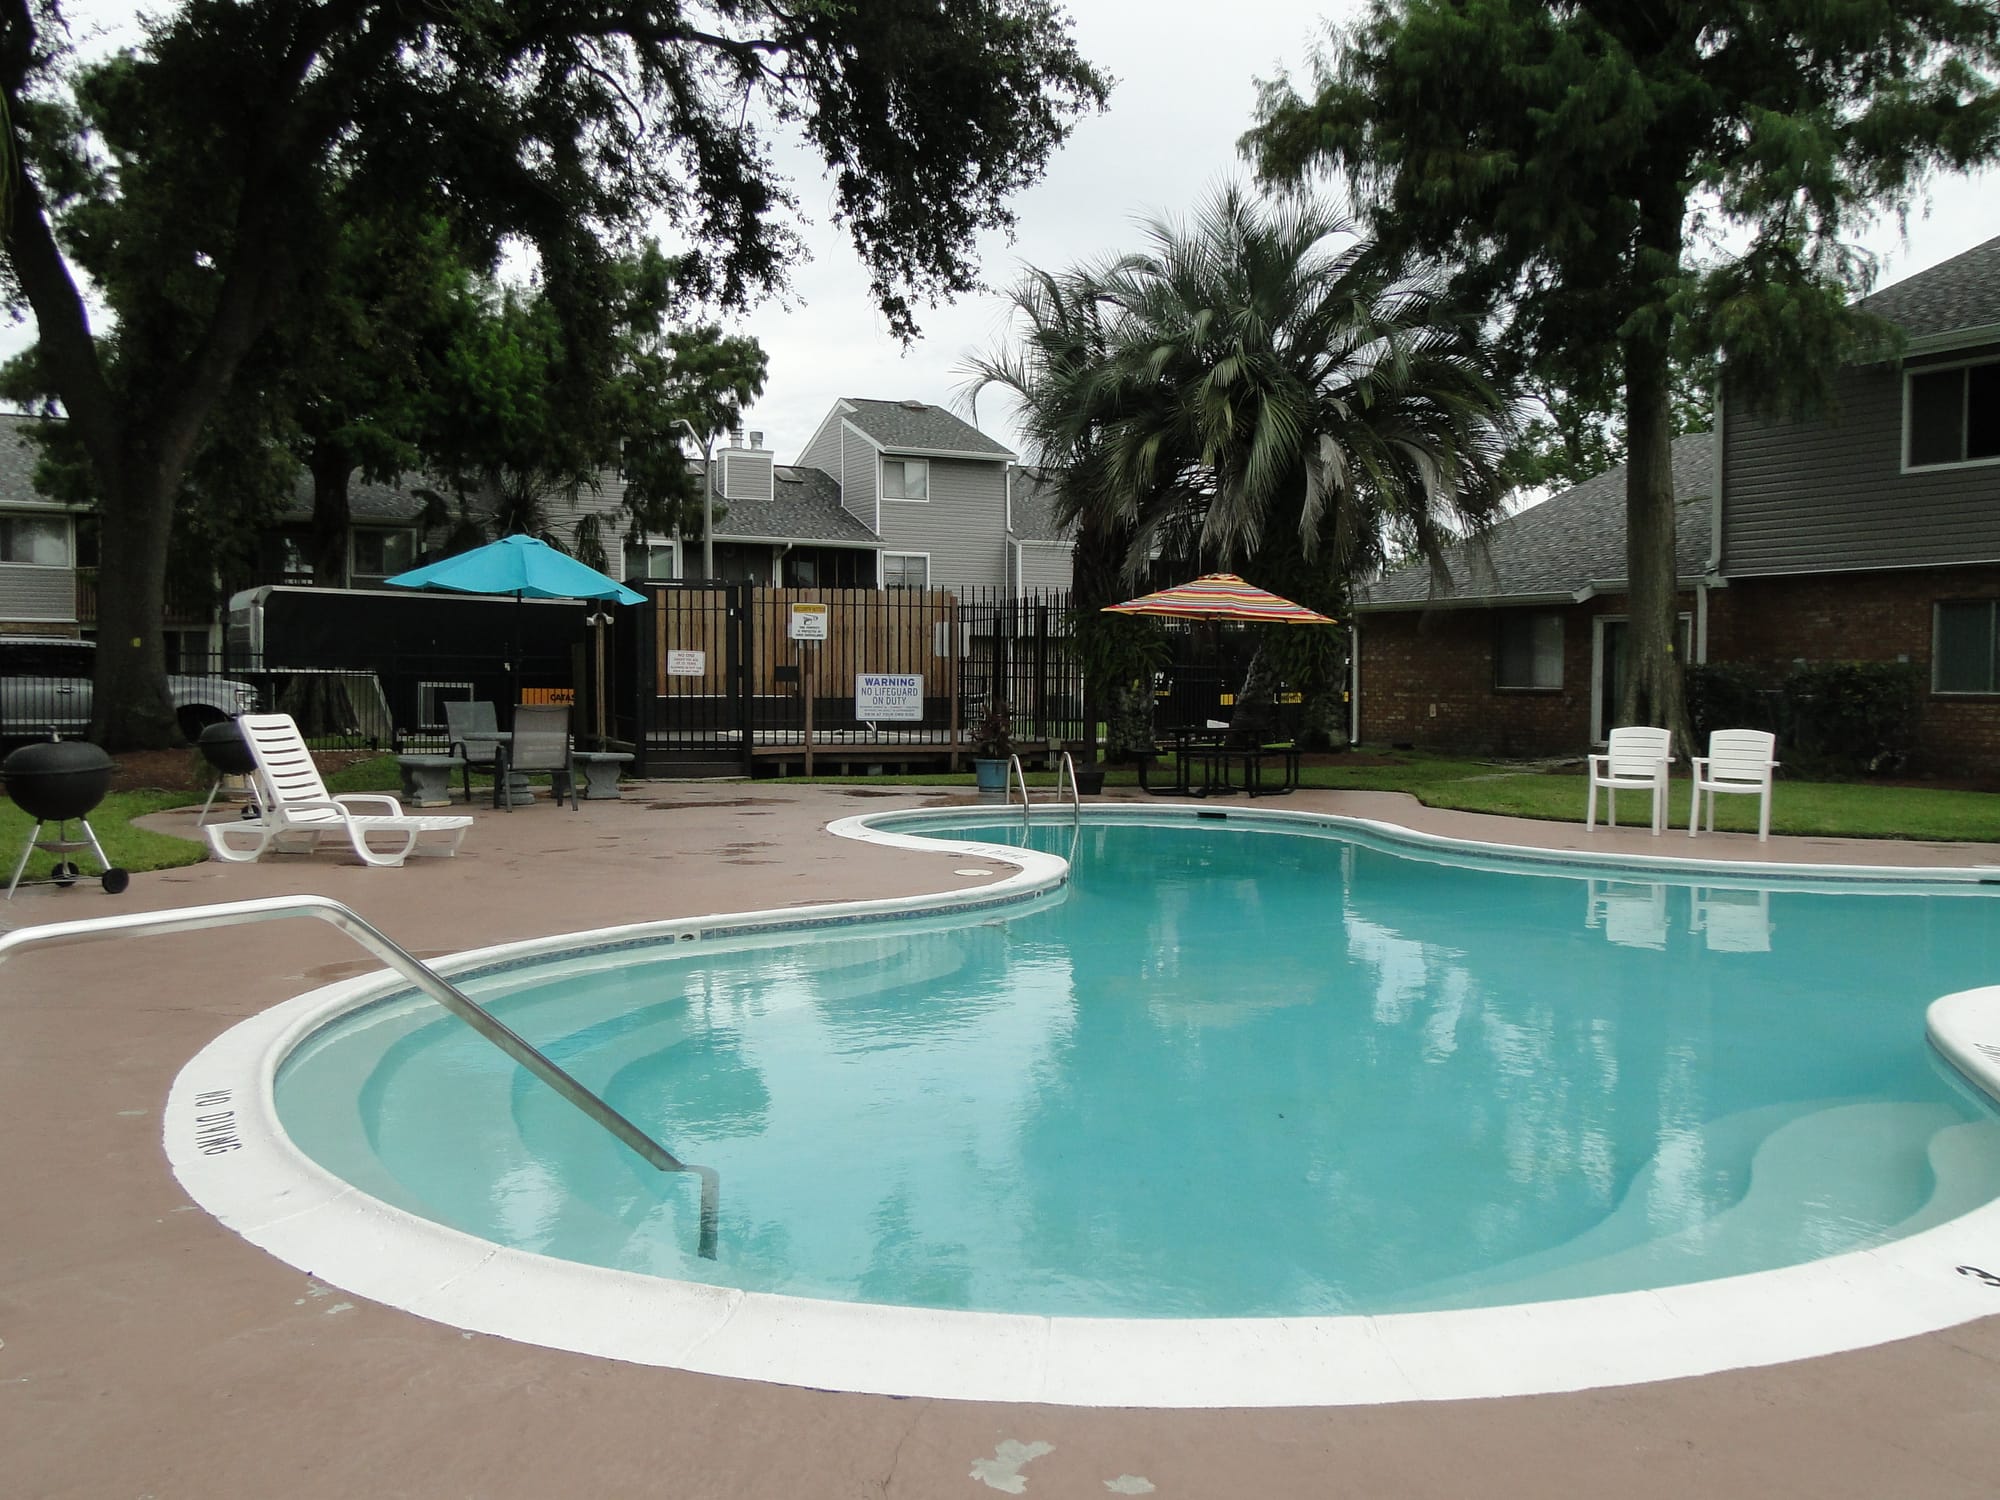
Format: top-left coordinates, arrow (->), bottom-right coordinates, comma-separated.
0,893 -> 720,1258
1005,751 -> 1082,829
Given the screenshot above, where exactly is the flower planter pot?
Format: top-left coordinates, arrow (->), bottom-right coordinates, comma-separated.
973,757 -> 1011,801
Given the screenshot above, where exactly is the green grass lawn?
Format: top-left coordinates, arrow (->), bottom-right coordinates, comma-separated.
761,750 -> 2000,842
8,747 -> 2000,888
0,788 -> 212,887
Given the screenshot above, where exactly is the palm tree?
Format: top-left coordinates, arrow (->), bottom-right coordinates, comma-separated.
963,266 -> 1166,762
1088,184 -> 1514,738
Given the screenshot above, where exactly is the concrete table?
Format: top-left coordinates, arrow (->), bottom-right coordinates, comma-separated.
395,754 -> 460,809
572,751 -> 634,800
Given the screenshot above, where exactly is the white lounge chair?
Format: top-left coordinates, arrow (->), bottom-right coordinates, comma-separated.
1586,726 -> 1673,835
1690,729 -> 1779,842
205,714 -> 472,868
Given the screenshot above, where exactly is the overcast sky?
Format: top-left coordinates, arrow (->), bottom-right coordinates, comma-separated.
32,0 -> 2000,466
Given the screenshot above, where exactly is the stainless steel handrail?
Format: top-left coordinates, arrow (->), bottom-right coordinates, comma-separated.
1004,752 -> 1081,830
0,894 -> 720,1258
1005,753 -> 1031,830
1055,750 -> 1081,824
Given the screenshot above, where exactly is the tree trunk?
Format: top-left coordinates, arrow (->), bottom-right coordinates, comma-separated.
309,445 -> 352,586
1069,520 -> 1126,762
1617,334 -> 1694,758
1232,646 -> 1279,741
91,444 -> 183,748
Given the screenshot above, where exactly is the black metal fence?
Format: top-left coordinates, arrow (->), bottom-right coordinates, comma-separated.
634,583 -> 1084,774
6,584 -> 1307,768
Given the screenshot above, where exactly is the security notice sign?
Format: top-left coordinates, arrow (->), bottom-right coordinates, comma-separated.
855,673 -> 924,721
788,603 -> 829,641
665,650 -> 706,677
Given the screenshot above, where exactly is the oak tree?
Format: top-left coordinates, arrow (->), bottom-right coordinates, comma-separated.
1246,0 -> 2000,747
0,0 -> 1107,745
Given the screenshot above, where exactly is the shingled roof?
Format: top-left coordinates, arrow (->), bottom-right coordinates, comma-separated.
713,463 -> 880,546
839,398 -> 1014,458
1008,467 -> 1076,543
1356,432 -> 1714,611
276,473 -> 431,525
1859,234 -> 2000,342
0,413 -> 57,507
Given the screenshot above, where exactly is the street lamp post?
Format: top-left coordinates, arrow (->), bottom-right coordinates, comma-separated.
674,419 -> 715,580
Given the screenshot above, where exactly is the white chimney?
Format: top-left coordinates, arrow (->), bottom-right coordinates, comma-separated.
748,431 -> 763,449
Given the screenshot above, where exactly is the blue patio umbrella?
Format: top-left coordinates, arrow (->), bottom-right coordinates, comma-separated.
384,533 -> 645,605
385,534 -> 645,730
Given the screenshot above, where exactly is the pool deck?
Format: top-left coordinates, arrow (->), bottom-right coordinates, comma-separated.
6,783 -> 2000,1498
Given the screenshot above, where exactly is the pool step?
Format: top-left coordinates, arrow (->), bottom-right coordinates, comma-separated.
1394,1100 -> 2000,1310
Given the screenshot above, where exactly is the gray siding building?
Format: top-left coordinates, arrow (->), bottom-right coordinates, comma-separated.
0,413 -> 82,634
1721,237 -> 2000,578
791,397 -> 1023,593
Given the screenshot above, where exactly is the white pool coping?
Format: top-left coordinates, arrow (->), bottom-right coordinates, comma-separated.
166,805 -> 2000,1408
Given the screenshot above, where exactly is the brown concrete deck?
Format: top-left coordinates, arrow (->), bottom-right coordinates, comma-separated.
6,784 -> 2000,1498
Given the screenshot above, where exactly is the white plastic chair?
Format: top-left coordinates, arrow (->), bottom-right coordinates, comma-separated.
1690,887 -> 1774,952
1689,729 -> 1778,842
205,714 -> 472,867
1586,726 -> 1673,835
1585,879 -> 1669,948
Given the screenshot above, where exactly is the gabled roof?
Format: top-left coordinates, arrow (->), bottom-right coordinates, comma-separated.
1859,234 -> 2000,344
712,463 -> 881,547
1008,466 -> 1076,544
839,398 -> 1015,459
277,474 -> 430,526
0,412 -> 57,507
1356,432 -> 1713,611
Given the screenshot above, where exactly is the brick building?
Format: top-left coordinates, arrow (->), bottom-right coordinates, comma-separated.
1353,234 -> 2000,775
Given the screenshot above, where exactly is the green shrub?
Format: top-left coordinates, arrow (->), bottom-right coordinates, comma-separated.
1687,659 -> 1922,776
1781,660 -> 1922,775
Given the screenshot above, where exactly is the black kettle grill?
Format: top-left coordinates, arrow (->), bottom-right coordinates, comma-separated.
196,719 -> 261,823
2,739 -> 129,897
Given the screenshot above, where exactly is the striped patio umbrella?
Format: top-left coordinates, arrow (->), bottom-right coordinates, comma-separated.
1102,573 -> 1336,625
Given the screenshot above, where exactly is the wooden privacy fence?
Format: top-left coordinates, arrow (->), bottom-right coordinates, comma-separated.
654,586 -> 960,700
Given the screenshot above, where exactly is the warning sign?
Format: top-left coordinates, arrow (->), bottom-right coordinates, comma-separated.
855,673 -> 924,721
789,603 -> 829,641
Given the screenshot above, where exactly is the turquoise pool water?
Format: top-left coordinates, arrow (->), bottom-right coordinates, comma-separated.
275,815 -> 2000,1317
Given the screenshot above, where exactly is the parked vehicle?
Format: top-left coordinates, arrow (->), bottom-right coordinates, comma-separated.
0,636 -> 260,744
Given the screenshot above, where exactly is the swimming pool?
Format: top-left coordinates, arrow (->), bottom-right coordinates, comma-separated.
168,805 -> 2000,1404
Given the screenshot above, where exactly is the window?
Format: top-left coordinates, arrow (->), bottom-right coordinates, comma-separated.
622,540 -> 677,581
350,529 -> 415,585
1495,612 -> 1563,690
882,552 -> 929,589
1935,600 -> 2000,692
882,458 -> 929,501
0,513 -> 71,567
1907,360 -> 2000,468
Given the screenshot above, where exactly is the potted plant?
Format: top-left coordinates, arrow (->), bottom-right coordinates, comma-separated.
1061,738 -> 1107,795
969,704 -> 1014,797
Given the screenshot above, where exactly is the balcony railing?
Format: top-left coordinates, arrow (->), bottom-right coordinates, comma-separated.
74,569 -> 220,627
